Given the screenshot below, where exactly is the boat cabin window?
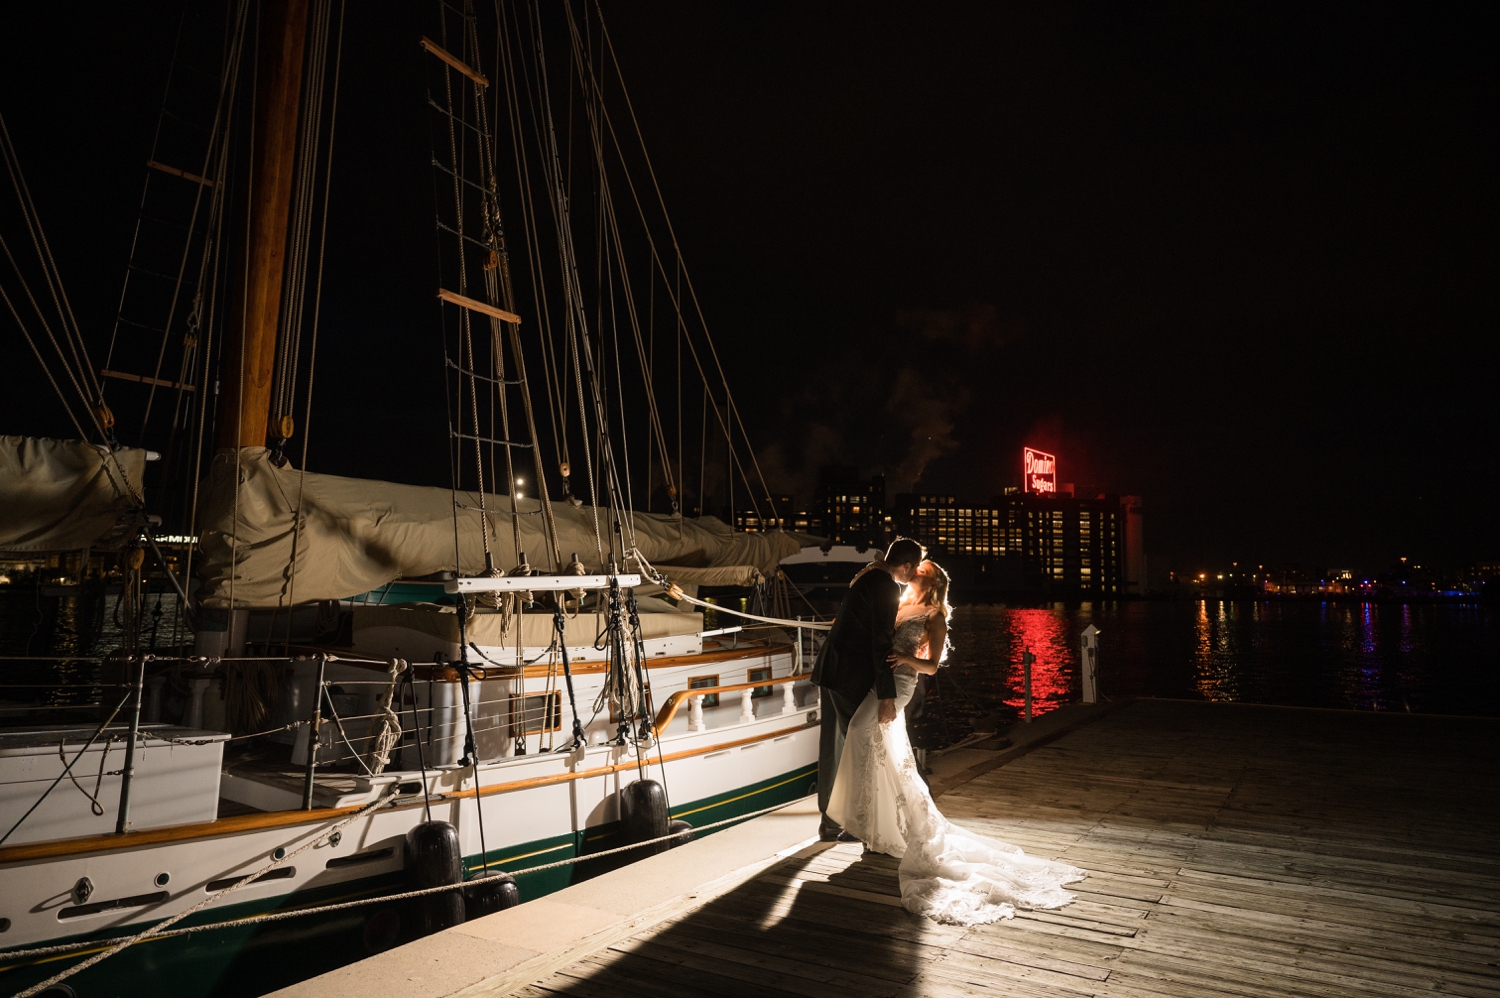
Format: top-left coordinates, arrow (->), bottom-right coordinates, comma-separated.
749,666 -> 773,698
688,675 -> 720,708
514,691 -> 561,734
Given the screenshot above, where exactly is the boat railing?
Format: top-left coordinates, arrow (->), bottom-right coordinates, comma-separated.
2,622 -> 828,839
0,650 -> 415,838
651,673 -> 811,738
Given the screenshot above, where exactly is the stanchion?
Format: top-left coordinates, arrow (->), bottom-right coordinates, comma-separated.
115,653 -> 147,833
1022,648 -> 1034,724
302,653 -> 328,809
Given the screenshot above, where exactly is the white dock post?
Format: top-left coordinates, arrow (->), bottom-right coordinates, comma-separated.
739,688 -> 756,724
1081,624 -> 1100,704
688,694 -> 706,732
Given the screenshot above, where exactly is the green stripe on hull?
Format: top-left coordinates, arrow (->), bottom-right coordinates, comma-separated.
672,764 -> 819,825
462,763 -> 818,886
0,766 -> 818,998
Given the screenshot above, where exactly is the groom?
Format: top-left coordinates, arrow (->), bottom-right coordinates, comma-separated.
812,536 -> 926,841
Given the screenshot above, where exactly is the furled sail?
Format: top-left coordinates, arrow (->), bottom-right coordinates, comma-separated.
195,448 -> 803,607
0,436 -> 146,552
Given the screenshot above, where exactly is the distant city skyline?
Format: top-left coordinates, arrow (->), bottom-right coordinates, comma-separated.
0,4 -> 1493,574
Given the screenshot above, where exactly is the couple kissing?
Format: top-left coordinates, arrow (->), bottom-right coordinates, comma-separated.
811,537 -> 1085,925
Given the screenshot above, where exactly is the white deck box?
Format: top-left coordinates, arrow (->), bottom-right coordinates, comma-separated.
0,724 -> 228,845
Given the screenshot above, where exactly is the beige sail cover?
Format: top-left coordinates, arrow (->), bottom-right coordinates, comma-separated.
0,436 -> 146,552
196,448 -> 804,607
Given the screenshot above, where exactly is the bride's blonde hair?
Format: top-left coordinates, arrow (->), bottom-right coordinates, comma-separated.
914,558 -> 953,620
907,558 -> 953,664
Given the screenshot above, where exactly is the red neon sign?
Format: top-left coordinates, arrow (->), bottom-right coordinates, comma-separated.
1023,447 -> 1056,494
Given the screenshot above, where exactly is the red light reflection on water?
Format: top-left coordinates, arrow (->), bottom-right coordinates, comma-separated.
1002,608 -> 1075,717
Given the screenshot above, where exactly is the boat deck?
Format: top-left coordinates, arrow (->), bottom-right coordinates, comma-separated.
274,698 -> 1500,998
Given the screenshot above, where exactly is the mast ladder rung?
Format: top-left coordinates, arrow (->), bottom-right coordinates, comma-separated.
446,357 -> 522,386
431,156 -> 493,196
425,97 -> 489,138
420,36 -> 489,88
128,263 -> 197,286
437,288 -> 521,325
435,220 -> 491,252
146,159 -> 215,188
101,369 -> 196,392
115,315 -> 167,335
451,430 -> 532,449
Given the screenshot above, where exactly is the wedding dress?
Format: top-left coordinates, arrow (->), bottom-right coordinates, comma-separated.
825,612 -> 1086,925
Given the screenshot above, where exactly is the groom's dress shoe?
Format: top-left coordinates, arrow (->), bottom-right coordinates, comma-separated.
835,830 -> 861,843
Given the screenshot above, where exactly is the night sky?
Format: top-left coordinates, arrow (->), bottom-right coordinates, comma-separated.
1,2 -> 1494,576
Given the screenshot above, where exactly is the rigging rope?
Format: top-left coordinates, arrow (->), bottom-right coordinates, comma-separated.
0,113 -> 143,508
284,0 -> 348,631
578,7 -> 781,523
629,549 -> 831,631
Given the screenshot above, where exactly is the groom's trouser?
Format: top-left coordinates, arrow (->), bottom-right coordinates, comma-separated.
816,687 -> 863,835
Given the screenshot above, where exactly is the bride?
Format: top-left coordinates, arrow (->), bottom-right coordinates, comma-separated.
825,558 -> 1086,925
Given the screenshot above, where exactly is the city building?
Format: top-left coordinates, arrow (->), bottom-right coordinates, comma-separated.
814,468 -> 887,547
1122,495 -> 1145,596
733,495 -> 797,533
889,494 -> 1013,560
891,488 -> 1131,595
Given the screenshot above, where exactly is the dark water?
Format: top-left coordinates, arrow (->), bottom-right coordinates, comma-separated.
4,590 -> 1496,732
911,599 -> 1499,749
0,588 -> 187,716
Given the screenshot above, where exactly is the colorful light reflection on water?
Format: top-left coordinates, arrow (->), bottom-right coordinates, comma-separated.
1002,608 -> 1075,717
910,598 -> 1498,751
4,591 -> 1496,749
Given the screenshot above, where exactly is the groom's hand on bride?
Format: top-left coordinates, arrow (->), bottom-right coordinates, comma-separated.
878,698 -> 897,725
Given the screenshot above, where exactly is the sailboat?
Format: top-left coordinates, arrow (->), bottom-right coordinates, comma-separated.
0,3 -> 827,995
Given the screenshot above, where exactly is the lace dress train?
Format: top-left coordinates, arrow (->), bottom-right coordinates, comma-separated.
825,617 -> 1085,925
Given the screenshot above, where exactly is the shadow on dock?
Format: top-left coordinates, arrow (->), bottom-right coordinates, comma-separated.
507,699 -> 1500,998
515,843 -> 926,997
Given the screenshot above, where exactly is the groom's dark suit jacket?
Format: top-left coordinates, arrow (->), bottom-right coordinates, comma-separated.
812,568 -> 900,706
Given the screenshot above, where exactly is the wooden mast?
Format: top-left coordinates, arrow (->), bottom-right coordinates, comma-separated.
217,0 -> 309,450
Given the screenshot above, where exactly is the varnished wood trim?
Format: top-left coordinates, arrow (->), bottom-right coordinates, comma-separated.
652,674 -> 806,736
405,641 -> 782,682
527,642 -> 778,678
461,722 -> 814,800
0,718 -> 816,865
0,804 -> 375,864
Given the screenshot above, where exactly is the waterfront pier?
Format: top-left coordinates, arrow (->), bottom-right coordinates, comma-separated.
275,699 -> 1500,998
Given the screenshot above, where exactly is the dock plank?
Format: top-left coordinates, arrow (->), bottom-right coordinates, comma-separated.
483,699 -> 1499,998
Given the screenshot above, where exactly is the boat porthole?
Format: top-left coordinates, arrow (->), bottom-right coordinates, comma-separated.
0,917 -> 10,932
154,872 -> 171,887
36,986 -> 76,998
273,847 -> 287,861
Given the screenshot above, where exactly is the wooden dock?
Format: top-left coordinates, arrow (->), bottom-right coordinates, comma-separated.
280,699 -> 1500,998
